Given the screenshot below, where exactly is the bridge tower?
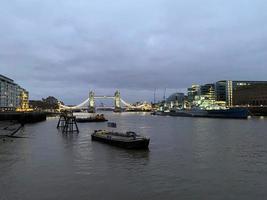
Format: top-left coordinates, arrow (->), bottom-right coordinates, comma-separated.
88,91 -> 95,113
114,90 -> 121,112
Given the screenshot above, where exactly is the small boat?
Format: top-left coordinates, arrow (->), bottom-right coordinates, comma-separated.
91,130 -> 150,149
76,114 -> 108,123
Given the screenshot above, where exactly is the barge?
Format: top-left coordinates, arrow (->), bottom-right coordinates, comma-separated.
91,130 -> 150,149
76,114 -> 107,123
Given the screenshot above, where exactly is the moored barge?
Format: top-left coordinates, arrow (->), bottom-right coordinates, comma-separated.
76,114 -> 108,123
91,130 -> 150,149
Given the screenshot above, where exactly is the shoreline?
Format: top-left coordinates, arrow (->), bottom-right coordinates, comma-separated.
0,112 -> 47,123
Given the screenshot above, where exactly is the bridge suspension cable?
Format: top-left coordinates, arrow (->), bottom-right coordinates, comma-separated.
59,98 -> 89,109
58,95 -> 148,110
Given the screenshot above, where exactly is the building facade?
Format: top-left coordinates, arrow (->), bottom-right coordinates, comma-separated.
0,74 -> 29,111
188,84 -> 216,103
166,92 -> 185,108
187,84 -> 200,102
200,83 -> 216,100
215,80 -> 267,107
215,81 -> 227,101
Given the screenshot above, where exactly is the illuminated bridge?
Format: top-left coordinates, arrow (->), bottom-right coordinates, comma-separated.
59,90 -> 151,112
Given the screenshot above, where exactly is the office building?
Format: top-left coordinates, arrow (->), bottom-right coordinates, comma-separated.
215,80 -> 267,106
0,74 -> 29,111
200,83 -> 216,100
187,84 -> 200,102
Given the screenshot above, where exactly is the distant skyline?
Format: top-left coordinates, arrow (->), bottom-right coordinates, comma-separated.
1,0 -> 267,104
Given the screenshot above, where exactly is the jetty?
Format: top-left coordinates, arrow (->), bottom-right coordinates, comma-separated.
57,111 -> 79,133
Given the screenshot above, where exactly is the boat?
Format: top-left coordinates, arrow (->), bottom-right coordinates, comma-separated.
76,114 -> 108,123
151,110 -> 170,116
169,107 -> 249,119
91,130 -> 150,149
151,107 -> 171,116
154,97 -> 249,119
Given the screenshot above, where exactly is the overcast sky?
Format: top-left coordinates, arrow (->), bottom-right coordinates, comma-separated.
1,0 -> 267,104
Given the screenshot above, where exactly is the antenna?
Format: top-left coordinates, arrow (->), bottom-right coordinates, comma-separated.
154,88 -> 156,104
163,88 -> 166,101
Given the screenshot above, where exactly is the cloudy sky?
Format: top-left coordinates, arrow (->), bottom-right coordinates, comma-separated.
1,0 -> 267,104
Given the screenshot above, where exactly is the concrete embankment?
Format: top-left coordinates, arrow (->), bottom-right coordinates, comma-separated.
247,107 -> 267,116
0,112 -> 47,123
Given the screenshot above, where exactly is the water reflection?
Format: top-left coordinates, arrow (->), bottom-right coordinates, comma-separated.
60,131 -> 79,142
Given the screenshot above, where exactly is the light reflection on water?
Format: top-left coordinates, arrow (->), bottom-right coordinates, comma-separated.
0,113 -> 267,200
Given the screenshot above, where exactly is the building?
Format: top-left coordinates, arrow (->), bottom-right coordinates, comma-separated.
186,80 -> 267,110
187,84 -> 200,102
188,83 -> 215,102
0,74 -> 29,111
214,80 -> 267,106
19,88 -> 29,111
226,81 -> 267,107
166,93 -> 185,108
215,81 -> 227,101
193,95 -> 226,110
42,96 -> 58,105
200,83 -> 215,100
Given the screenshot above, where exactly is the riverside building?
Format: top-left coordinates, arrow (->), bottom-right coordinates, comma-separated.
187,80 -> 267,109
188,83 -> 216,102
187,84 -> 217,108
215,80 -> 267,107
200,83 -> 216,100
166,93 -> 185,108
187,84 -> 200,102
0,74 -> 29,111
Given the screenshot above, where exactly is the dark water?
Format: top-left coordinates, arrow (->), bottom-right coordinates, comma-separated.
1,113 -> 267,200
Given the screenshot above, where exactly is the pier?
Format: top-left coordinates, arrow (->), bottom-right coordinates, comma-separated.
57,111 -> 79,133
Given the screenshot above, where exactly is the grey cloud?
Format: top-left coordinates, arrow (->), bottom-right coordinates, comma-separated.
1,0 -> 267,104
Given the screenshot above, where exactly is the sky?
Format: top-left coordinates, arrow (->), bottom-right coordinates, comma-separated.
0,0 -> 267,104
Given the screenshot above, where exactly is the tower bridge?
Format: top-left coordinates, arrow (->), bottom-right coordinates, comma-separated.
59,90 -> 151,112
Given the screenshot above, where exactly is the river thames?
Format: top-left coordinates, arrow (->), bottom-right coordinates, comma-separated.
1,112 -> 267,200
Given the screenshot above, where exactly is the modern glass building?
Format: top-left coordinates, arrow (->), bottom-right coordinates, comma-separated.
188,84 -> 215,101
0,74 -> 29,111
187,84 -> 200,102
215,80 -> 267,106
200,83 -> 216,100
166,93 -> 184,103
166,93 -> 185,108
215,81 -> 227,101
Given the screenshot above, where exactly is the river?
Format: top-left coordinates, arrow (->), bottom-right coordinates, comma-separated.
1,112 -> 267,200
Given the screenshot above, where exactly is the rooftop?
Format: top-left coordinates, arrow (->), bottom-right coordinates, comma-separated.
0,74 -> 14,83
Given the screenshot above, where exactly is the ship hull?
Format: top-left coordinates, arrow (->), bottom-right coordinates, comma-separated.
169,108 -> 249,119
